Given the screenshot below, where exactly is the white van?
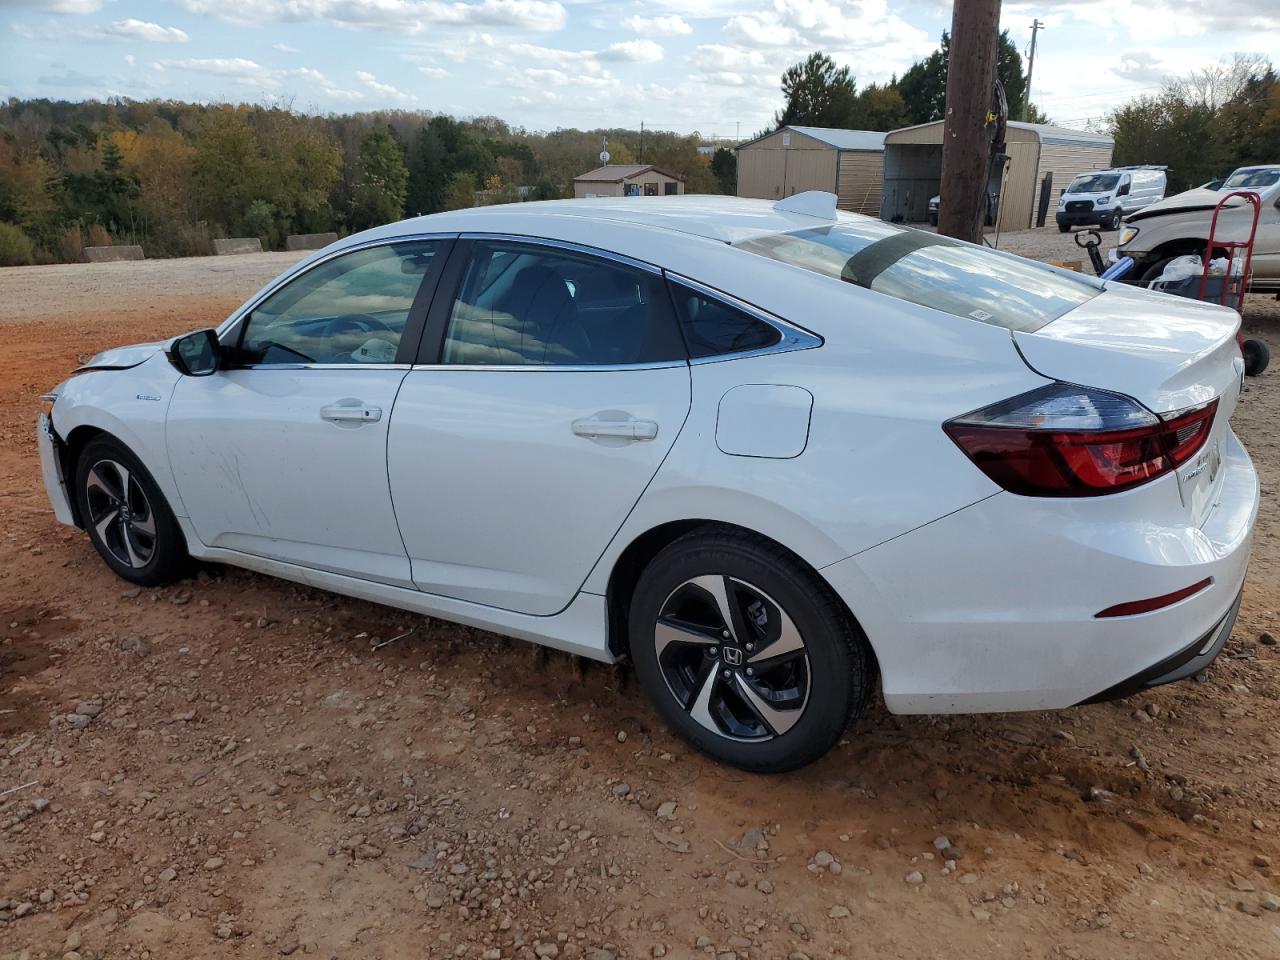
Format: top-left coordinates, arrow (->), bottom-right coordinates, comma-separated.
1055,166 -> 1167,232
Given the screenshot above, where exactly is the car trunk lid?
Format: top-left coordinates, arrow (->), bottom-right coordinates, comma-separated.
1013,282 -> 1244,525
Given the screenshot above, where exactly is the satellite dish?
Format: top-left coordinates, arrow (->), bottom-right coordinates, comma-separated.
599,150 -> 610,164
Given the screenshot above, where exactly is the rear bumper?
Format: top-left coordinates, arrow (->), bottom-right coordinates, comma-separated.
822,427 -> 1258,714
38,413 -> 77,527
1080,587 -> 1241,703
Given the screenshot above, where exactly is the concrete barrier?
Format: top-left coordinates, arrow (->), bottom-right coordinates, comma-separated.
286,232 -> 338,251
84,245 -> 144,263
213,237 -> 263,256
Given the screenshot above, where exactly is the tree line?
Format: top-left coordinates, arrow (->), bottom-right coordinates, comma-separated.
1,34 -> 1276,267
771,31 -> 1047,136
769,40 -> 1277,199
1110,54 -> 1279,193
0,99 -> 737,265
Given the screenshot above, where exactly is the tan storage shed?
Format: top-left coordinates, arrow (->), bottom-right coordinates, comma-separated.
880,121 -> 1114,231
573,164 -> 684,198
736,126 -> 886,216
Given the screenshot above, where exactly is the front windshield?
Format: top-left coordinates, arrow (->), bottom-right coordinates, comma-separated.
1067,173 -> 1119,193
1223,169 -> 1280,190
735,222 -> 1097,333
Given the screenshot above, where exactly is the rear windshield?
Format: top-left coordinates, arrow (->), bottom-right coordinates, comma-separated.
735,222 -> 1097,333
1067,173 -> 1119,193
1224,168 -> 1280,190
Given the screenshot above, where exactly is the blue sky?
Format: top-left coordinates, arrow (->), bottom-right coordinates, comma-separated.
1,0 -> 1274,138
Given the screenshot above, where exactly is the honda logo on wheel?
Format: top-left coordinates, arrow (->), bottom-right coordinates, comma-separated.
722,647 -> 743,666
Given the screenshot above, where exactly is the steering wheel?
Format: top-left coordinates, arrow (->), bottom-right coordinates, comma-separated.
322,313 -> 392,338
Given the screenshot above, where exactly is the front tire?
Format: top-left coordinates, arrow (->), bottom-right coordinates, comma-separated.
74,435 -> 189,586
629,529 -> 874,773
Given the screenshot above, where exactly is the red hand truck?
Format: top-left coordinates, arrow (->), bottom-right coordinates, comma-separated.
1196,189 -> 1262,312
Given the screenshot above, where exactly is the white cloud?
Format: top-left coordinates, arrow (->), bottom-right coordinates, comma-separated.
177,0 -> 566,32
418,65 -> 450,78
273,42 -> 301,53
156,57 -> 267,77
106,19 -> 190,43
507,41 -> 602,72
151,57 -> 367,102
598,40 -> 664,64
1005,0 -> 1273,35
692,44 -> 766,72
1111,50 -> 1172,87
124,54 -> 135,67
723,14 -> 798,47
622,15 -> 692,36
706,71 -> 746,86
29,0 -> 104,12
356,70 -> 416,102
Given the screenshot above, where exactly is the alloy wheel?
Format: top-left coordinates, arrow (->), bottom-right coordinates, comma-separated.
653,575 -> 810,741
84,458 -> 157,569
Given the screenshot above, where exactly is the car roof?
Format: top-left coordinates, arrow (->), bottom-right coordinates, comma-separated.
344,195 -> 861,249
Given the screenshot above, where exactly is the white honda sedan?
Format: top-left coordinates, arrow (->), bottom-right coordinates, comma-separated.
38,194 -> 1258,772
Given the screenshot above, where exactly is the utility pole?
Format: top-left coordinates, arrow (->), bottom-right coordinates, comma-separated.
640,121 -> 645,163
937,0 -> 1003,243
1025,18 -> 1044,120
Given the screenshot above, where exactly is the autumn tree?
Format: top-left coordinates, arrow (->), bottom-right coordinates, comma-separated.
350,126 -> 408,230
193,108 -> 265,234
443,171 -> 477,211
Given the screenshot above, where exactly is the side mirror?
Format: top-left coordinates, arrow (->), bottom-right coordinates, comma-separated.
1117,183 -> 1131,197
167,329 -> 221,377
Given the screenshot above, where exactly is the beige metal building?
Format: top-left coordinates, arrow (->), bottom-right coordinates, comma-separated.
573,164 -> 685,199
880,121 -> 1114,231
735,126 -> 886,216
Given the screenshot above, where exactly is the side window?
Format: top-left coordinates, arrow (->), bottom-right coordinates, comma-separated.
442,241 -> 683,366
668,282 -> 782,359
238,241 -> 441,365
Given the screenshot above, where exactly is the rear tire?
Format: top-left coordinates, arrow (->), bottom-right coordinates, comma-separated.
1057,223 -> 1071,233
628,528 -> 874,773
74,435 -> 189,586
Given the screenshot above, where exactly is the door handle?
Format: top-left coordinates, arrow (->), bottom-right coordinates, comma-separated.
572,415 -> 659,441
320,401 -> 382,424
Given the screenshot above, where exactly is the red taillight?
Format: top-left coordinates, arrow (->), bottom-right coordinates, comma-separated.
1095,578 -> 1213,618
1160,401 -> 1218,467
944,384 -> 1217,498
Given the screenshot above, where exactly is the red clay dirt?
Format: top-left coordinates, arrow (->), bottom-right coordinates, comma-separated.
1,254 -> 1279,959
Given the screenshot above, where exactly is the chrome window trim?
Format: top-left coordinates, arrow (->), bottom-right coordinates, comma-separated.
458,233 -> 663,275
664,272 -> 824,364
230,363 -> 411,372
215,232 -> 460,339
409,361 -> 687,373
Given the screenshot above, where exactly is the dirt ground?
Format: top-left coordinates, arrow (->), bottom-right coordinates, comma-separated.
2,235 -> 1279,960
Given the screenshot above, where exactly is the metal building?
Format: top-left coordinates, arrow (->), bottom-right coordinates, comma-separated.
880,121 -> 1114,231
735,126 -> 886,216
